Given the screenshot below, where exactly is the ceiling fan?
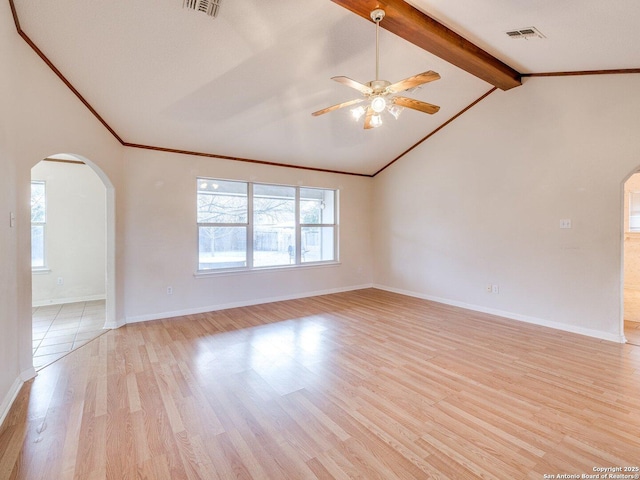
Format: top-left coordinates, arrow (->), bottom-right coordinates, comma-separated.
312,8 -> 441,129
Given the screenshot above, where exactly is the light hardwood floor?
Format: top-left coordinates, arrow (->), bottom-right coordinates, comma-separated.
1,289 -> 639,479
626,320 -> 640,346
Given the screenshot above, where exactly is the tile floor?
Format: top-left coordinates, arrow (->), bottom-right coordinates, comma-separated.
32,300 -> 106,370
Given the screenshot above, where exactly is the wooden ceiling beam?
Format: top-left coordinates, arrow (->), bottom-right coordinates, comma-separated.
331,0 -> 522,90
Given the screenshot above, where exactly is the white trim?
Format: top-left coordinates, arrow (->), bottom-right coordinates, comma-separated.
21,367 -> 36,382
0,368 -> 36,428
194,261 -> 341,278
1,377 -> 23,429
31,268 -> 51,274
126,284 -> 373,324
374,284 -> 627,344
103,317 -> 125,329
32,294 -> 106,308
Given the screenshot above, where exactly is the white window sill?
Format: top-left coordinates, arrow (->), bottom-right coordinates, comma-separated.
32,268 -> 51,275
194,261 -> 341,278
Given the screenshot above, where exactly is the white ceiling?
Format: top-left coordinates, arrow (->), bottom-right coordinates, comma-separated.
14,0 -> 640,175
408,0 -> 640,73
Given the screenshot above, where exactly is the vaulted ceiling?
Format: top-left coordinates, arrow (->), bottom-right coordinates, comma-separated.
11,0 -> 640,176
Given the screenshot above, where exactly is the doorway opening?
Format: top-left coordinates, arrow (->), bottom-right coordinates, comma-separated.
30,154 -> 114,369
623,172 -> 640,346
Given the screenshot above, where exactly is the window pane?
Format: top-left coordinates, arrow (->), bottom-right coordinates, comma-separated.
253,184 -> 295,226
197,179 -> 247,223
253,184 -> 295,267
631,192 -> 640,232
253,227 -> 295,267
31,225 -> 45,268
31,181 -> 46,223
302,226 -> 335,263
300,188 -> 334,224
199,226 -> 246,269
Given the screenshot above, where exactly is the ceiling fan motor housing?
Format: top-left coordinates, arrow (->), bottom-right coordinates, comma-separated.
370,9 -> 385,22
368,79 -> 391,94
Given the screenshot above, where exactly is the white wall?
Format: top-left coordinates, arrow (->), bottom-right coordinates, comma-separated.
373,74 -> 640,342
0,0 -> 125,424
0,22 -> 20,420
1,0 -> 26,424
31,161 -> 106,306
122,148 -> 373,321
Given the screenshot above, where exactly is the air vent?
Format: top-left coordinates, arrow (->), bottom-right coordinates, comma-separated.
505,26 -> 545,40
183,0 -> 222,18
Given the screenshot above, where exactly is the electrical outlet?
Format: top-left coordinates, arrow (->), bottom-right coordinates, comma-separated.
492,284 -> 500,294
560,219 -> 572,229
167,286 -> 173,295
56,277 -> 64,286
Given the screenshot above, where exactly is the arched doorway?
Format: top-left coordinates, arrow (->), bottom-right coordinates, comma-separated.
622,172 -> 640,346
30,153 -> 116,369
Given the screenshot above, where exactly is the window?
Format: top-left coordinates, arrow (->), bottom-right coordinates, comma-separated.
31,181 -> 46,269
631,191 -> 640,232
197,179 -> 248,270
300,187 -> 336,263
253,184 -> 296,267
197,178 -> 338,271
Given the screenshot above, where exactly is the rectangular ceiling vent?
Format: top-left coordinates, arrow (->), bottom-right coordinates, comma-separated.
506,26 -> 545,40
183,0 -> 222,18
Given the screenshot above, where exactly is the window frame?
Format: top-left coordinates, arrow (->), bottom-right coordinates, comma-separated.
630,191 -> 640,232
299,187 -> 338,265
31,180 -> 47,271
197,179 -> 249,270
196,178 -> 339,273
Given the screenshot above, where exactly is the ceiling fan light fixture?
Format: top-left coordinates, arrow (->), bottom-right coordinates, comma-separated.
351,105 -> 366,121
371,96 -> 387,113
312,8 -> 440,129
387,104 -> 404,120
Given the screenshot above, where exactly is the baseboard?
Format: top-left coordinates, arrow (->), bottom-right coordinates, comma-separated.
103,318 -> 126,329
374,284 -> 626,344
21,367 -> 36,382
32,294 -> 106,308
0,376 -> 24,429
125,284 -> 374,324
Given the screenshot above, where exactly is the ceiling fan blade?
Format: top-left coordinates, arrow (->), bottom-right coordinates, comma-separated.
393,96 -> 440,115
332,76 -> 373,95
386,71 -> 441,94
363,106 -> 375,129
311,98 -> 364,117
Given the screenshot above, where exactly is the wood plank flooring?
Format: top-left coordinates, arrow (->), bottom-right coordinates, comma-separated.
1,288 -> 639,479
626,320 -> 640,346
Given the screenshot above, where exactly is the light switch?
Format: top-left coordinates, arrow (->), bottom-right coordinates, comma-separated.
560,219 -> 572,229
10,212 -> 15,228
